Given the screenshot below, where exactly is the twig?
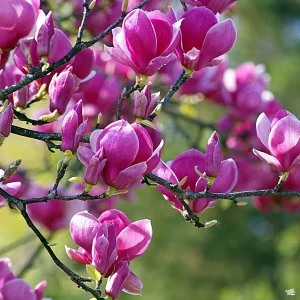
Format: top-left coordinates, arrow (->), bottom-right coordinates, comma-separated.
148,70 -> 191,122
116,84 -> 141,120
76,0 -> 92,44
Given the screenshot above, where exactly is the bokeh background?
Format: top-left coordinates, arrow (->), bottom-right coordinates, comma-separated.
1,0 -> 300,299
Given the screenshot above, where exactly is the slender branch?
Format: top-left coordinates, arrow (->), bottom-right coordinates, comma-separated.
116,84 -> 141,120
0,189 -> 103,299
13,109 -> 48,126
0,0 -> 149,100
76,0 -> 92,44
144,173 -> 300,201
52,161 -> 70,193
180,1 -> 188,12
148,70 -> 191,122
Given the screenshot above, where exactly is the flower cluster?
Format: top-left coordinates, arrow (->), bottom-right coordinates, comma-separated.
66,209 -> 152,299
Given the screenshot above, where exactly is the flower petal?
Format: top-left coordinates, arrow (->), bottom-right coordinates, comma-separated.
256,112 -> 271,150
117,219 -> 152,261
2,279 -> 36,300
253,148 -> 284,171
69,211 -> 100,253
123,272 -> 143,295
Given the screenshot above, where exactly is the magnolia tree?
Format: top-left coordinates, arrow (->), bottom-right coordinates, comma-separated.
0,0 -> 299,299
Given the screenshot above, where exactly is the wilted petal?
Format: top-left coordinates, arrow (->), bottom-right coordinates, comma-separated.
69,211 -> 100,252
117,219 -> 152,261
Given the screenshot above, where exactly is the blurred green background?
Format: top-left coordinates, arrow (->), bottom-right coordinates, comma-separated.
1,0 -> 300,299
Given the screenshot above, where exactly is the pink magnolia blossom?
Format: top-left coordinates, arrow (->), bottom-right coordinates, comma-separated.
105,9 -> 181,76
173,7 -> 237,71
77,121 -> 164,190
253,110 -> 300,173
133,85 -> 159,120
205,131 -> 222,178
49,66 -> 77,115
153,148 -> 238,214
66,209 -> 152,297
61,100 -> 87,154
0,0 -> 40,51
222,62 -> 272,118
0,258 -> 48,300
0,103 -> 13,141
182,0 -> 237,14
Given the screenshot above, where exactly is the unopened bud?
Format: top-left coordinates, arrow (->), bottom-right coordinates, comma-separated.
89,0 -> 96,9
204,220 -> 218,228
121,0 -> 129,12
3,159 -> 22,179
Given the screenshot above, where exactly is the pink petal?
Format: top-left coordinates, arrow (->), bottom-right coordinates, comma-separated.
209,158 -> 238,193
2,279 -> 36,300
170,149 -> 205,190
181,7 -> 217,52
117,219 -> 152,261
152,160 -> 179,200
123,9 -> 157,73
144,53 -> 176,76
269,116 -> 300,171
147,10 -> 173,56
253,149 -> 284,171
77,146 -> 95,167
256,112 -> 271,150
99,120 -> 139,183
131,124 -> 153,165
69,211 -> 100,253
2,182 -> 22,197
123,272 -> 143,296
34,280 -> 47,300
99,209 -> 131,236
110,162 -> 148,190
90,129 -> 103,153
197,19 -> 237,70
66,246 -> 90,264
145,138 -> 164,174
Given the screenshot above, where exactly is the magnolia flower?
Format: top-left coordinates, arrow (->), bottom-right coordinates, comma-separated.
66,209 -> 152,298
173,7 -> 237,71
153,148 -> 238,214
105,9 -> 181,76
182,0 -> 237,14
0,103 -> 13,145
253,110 -> 300,173
205,131 -> 222,178
78,121 -> 164,190
49,66 -> 76,115
0,0 -> 39,51
61,100 -> 87,154
0,258 -> 48,300
133,85 -> 159,120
